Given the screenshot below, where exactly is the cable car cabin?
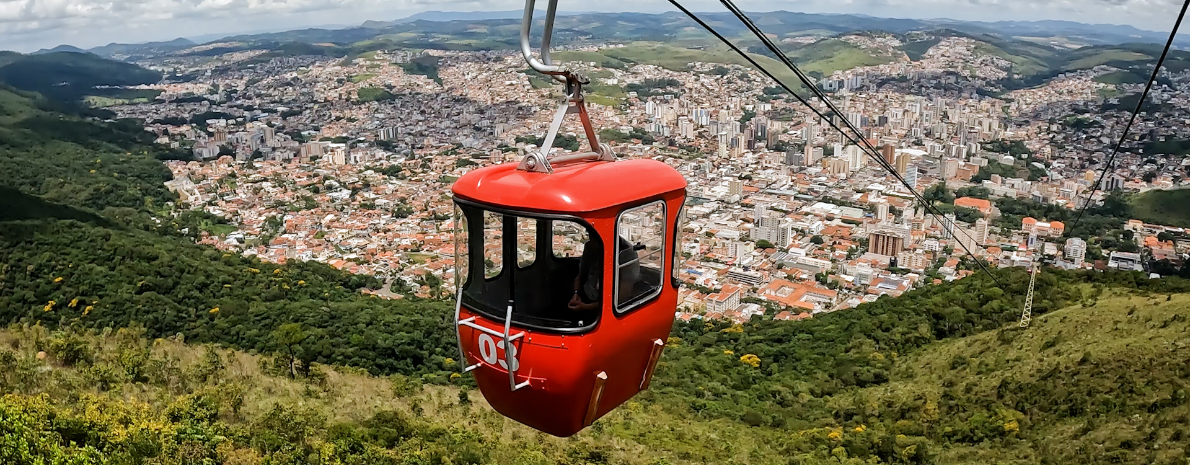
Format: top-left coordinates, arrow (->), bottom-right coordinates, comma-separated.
450,158 -> 686,437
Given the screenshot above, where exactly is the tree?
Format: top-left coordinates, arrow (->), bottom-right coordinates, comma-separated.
1158,231 -> 1175,243
924,183 -> 954,205
756,240 -> 774,249
955,186 -> 990,199
272,323 -> 308,378
811,235 -> 825,245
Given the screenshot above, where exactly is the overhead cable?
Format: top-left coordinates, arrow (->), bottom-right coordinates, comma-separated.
666,0 -> 1003,285
1067,0 -> 1190,235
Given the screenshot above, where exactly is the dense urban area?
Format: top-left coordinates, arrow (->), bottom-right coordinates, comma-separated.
96,32 -> 1190,324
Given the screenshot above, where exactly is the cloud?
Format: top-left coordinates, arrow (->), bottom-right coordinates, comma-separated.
0,0 -> 1185,52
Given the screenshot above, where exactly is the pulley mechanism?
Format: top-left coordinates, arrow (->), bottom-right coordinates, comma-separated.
516,0 -> 614,174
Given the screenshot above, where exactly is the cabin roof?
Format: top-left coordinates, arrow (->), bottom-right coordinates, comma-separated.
452,159 -> 687,213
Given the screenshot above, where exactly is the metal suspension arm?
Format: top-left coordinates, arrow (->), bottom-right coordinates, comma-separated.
520,0 -> 566,81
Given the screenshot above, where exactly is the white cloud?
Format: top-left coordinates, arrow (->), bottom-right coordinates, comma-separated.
0,0 -> 1185,52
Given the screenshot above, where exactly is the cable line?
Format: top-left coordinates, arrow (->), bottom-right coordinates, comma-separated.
1068,0 -> 1190,235
665,0 -> 1003,286
716,0 -> 996,278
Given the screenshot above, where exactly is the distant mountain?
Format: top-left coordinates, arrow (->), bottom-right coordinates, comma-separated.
397,9 -> 580,22
16,10 -> 1190,65
32,45 -> 89,55
87,38 -> 196,59
0,52 -> 161,102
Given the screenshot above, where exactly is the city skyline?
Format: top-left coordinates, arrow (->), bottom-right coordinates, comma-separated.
1,0 -> 1187,53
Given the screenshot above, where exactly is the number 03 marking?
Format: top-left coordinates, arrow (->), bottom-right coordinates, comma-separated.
477,333 -> 519,371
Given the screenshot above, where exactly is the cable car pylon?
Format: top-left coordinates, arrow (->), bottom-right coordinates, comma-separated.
1020,263 -> 1037,328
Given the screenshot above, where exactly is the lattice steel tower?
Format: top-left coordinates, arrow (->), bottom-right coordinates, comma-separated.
1020,263 -> 1037,328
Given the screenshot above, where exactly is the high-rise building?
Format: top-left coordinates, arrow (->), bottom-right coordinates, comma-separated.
942,157 -> 959,179
869,230 -> 906,257
881,145 -> 896,165
895,152 -> 910,175
975,218 -> 989,244
785,150 -> 804,167
876,202 -> 890,222
941,213 -> 956,240
1065,237 -> 1087,265
728,180 -> 743,197
905,167 -> 919,190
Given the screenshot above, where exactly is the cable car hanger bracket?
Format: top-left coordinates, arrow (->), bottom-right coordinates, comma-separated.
517,0 -> 614,174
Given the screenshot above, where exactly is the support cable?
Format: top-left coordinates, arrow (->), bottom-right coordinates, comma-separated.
1067,0 -> 1190,235
666,0 -> 1003,286
717,0 -> 996,280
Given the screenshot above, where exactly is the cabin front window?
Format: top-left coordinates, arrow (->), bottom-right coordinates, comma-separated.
455,201 -> 601,333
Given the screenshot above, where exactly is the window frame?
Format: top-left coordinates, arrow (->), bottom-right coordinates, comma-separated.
613,199 -> 667,315
671,204 -> 685,289
454,196 -> 602,334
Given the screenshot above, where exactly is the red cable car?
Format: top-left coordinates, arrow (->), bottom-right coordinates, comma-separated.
449,0 -> 687,437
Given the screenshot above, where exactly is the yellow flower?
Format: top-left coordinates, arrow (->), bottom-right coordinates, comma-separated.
723,349 -> 734,355
720,324 -> 744,333
68,298 -> 80,308
298,280 -> 306,285
273,268 -> 282,274
246,268 -> 260,273
90,169 -> 96,174
854,424 -> 867,433
827,430 -> 843,440
739,354 -> 760,368
1003,420 -> 1019,433
53,277 -> 64,283
449,373 -> 461,379
209,307 -> 220,314
43,301 -> 56,312
444,357 -> 456,365
83,306 -> 93,316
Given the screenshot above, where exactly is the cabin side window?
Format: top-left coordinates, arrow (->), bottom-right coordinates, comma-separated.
672,206 -> 685,284
615,201 -> 666,313
453,205 -> 469,292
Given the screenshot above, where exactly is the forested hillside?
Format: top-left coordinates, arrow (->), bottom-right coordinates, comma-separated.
4,285 -> 1190,464
0,53 -> 160,102
0,86 -> 457,380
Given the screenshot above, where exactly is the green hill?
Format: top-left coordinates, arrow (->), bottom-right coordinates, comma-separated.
1129,189 -> 1190,228
0,86 -> 454,380
4,279 -> 1190,464
0,52 -> 161,102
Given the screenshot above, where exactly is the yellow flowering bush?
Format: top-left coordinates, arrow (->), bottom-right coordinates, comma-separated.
739,354 -> 760,367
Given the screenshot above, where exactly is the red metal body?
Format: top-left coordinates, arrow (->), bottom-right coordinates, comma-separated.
451,158 -> 686,437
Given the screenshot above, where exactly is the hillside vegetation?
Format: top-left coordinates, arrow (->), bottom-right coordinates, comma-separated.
6,53 -> 1190,464
5,285 -> 1190,464
0,52 -> 160,102
0,86 -> 456,381
1129,189 -> 1190,228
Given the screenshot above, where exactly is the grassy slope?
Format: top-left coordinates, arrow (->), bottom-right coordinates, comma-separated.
1129,189 -> 1190,228
887,290 -> 1190,463
1094,70 -> 1148,85
1064,50 -> 1152,70
0,325 -> 793,465
7,289 -> 1190,464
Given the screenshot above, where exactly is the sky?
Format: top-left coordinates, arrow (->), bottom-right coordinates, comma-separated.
0,0 -> 1186,52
